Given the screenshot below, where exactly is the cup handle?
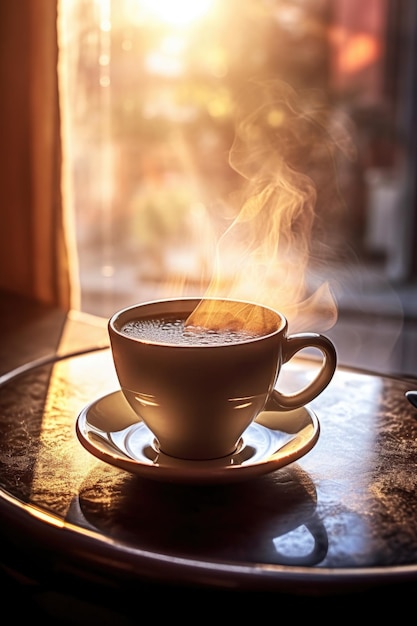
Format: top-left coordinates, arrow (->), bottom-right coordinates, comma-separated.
268,333 -> 337,411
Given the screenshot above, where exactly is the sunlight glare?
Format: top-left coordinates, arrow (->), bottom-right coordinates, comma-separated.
137,0 -> 214,27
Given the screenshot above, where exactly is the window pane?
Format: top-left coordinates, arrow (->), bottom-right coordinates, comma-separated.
58,0 -> 416,371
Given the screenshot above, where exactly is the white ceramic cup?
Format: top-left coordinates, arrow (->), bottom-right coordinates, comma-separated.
108,297 -> 337,460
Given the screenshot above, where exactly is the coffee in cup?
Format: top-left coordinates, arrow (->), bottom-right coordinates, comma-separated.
108,297 -> 336,460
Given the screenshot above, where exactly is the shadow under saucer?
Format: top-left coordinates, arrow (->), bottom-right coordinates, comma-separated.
71,461 -> 328,568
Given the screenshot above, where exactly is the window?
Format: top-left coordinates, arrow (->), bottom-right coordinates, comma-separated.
58,0 -> 417,370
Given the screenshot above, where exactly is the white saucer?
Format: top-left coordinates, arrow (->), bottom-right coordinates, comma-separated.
76,390 -> 320,484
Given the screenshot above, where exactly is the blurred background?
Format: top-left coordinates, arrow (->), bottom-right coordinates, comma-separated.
58,0 -> 417,374
0,0 -> 415,375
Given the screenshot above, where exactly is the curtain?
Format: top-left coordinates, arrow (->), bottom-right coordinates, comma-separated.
0,0 -> 78,310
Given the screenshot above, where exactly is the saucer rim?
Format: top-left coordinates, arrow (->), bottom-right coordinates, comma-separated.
76,390 -> 320,484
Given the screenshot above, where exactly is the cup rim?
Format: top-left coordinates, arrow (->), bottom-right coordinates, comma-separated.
108,296 -> 286,346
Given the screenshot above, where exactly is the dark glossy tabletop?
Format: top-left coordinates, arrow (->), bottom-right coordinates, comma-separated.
1,289 -> 417,620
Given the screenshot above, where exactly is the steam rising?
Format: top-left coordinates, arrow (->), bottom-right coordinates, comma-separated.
187,79 -> 356,333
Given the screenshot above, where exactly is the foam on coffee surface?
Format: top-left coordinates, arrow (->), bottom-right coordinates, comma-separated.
121,316 -> 260,346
